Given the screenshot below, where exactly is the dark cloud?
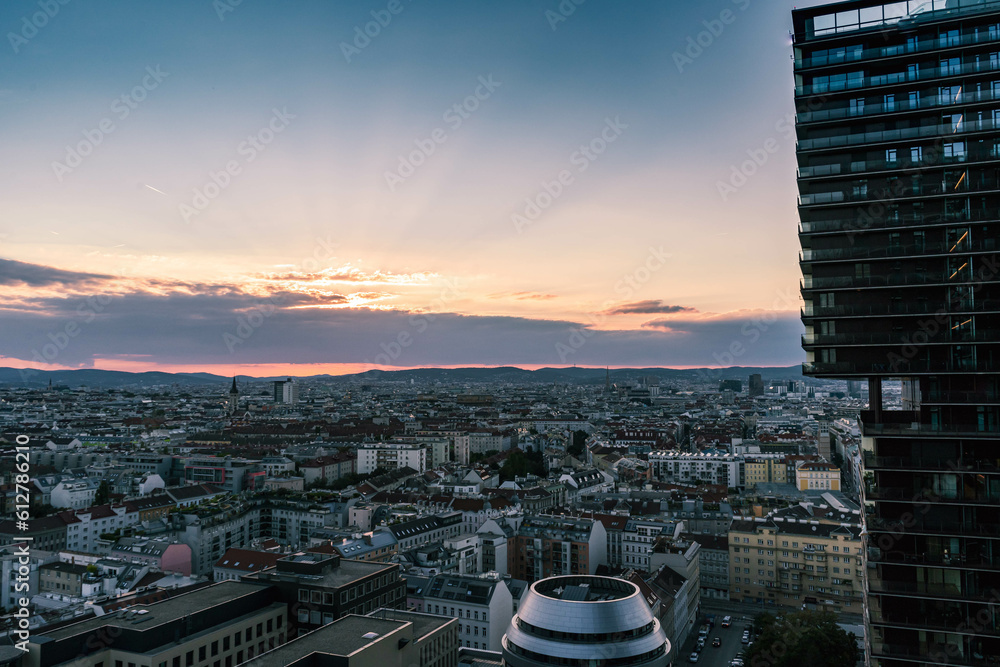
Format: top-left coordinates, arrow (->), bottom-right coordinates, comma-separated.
0,286 -> 804,368
0,259 -> 112,288
603,300 -> 697,315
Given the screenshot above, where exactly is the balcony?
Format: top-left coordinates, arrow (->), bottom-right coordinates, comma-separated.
801,271 -> 1000,291
797,117 -> 1000,151
796,57 -> 1000,97
865,486 -> 1000,505
798,87 -> 1000,123
859,411 -> 998,437
800,208 -> 1000,234
795,20 -> 1000,70
803,330 -> 1000,347
801,238 -> 999,263
868,516 -> 1000,538
873,548 -> 1000,572
802,299 -> 1000,319
863,453 -> 1000,473
799,179 -> 1000,206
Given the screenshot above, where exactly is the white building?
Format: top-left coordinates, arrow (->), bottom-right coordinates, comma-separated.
357,443 -> 428,474
647,452 -> 742,487
51,478 -> 99,510
408,572 -> 514,652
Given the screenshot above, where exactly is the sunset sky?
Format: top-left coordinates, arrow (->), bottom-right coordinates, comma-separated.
0,0 -> 834,376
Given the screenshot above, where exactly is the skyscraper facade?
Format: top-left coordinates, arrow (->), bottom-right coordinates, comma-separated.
794,1 -> 1000,665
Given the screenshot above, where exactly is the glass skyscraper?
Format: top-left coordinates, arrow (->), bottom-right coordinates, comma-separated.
794,1 -> 1000,665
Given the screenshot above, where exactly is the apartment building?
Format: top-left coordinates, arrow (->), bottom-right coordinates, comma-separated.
728,504 -> 863,612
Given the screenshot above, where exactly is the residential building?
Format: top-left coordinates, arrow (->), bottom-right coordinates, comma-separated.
792,2 -> 1000,661
357,443 -> 428,474
795,461 -> 842,491
647,452 -> 742,487
110,536 -> 194,576
407,572 -> 514,651
510,516 -> 607,581
214,548 -> 284,582
728,503 -> 863,612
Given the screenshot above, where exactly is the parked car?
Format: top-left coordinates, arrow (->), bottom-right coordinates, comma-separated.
721,615 -> 732,628
689,651 -> 700,663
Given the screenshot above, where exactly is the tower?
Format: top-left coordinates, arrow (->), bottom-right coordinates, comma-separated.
227,377 -> 239,415
793,2 -> 1000,663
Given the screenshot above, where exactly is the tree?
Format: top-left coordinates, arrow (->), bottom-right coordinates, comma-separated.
499,449 -> 545,481
94,480 -> 111,506
568,430 -> 588,457
744,611 -> 860,667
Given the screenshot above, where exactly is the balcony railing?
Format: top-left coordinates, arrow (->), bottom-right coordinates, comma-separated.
798,117 -> 1000,151
800,209 -> 1000,234
800,180 -> 1000,206
798,87 -> 1000,122
804,360 -> 997,375
798,152 -> 978,177
795,20 -> 1000,70
801,271 -> 1000,290
796,57 -> 1000,97
802,330 -> 1000,346
800,239 -> 999,262
801,299 -> 1000,318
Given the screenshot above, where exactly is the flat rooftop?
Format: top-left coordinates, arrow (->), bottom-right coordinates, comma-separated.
246,616 -> 409,667
38,581 -> 270,642
534,576 -> 636,602
256,558 -> 396,588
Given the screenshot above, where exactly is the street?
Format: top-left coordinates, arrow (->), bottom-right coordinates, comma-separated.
677,614 -> 753,667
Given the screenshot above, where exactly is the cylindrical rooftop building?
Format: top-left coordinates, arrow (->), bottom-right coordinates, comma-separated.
501,575 -> 670,666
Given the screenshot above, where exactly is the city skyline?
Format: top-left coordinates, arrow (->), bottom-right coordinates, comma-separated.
1,0 -> 833,376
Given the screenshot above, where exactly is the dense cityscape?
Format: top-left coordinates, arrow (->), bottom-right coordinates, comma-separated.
4,0 -> 1000,666
1,368 -> 868,666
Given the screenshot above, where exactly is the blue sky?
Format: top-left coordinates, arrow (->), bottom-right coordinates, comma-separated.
0,0 -> 835,375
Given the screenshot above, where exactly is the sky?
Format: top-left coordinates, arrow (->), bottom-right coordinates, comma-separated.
0,0 -> 836,377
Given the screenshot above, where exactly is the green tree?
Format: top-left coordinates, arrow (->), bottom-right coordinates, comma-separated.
499,449 -> 545,481
94,480 -> 111,506
567,430 -> 588,458
745,611 -> 860,667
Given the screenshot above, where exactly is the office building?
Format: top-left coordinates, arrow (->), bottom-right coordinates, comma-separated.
247,552 -> 406,637
243,609 -> 458,667
272,378 -> 298,405
501,575 -> 670,667
27,581 -> 287,667
794,1 -> 1000,663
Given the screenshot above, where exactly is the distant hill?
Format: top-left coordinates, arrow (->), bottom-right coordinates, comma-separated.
0,365 -> 804,389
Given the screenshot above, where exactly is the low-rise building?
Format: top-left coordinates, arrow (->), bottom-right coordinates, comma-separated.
407,572 -> 514,651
